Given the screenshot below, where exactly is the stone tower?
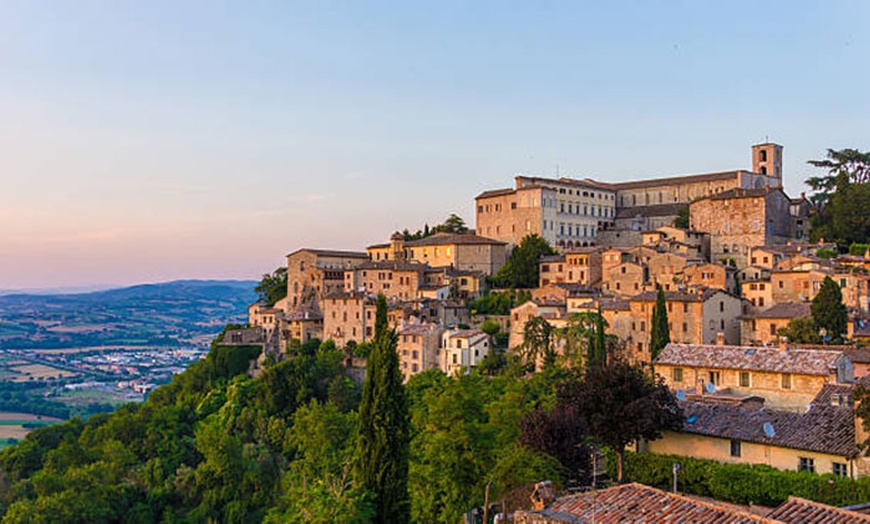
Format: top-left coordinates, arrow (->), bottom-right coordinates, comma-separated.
752,142 -> 783,178
390,231 -> 406,261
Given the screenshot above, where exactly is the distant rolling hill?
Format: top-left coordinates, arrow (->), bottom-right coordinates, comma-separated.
0,280 -> 258,350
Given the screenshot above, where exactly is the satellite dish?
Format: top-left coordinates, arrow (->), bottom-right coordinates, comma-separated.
705,382 -> 716,394
676,389 -> 686,401
763,422 -> 776,438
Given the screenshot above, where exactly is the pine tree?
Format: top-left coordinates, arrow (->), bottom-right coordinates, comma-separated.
355,295 -> 410,522
811,276 -> 849,343
649,286 -> 670,374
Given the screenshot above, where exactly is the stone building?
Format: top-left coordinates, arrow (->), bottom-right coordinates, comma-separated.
655,341 -> 850,412
343,260 -> 426,300
475,176 -> 617,248
741,302 -> 811,346
475,142 -> 785,252
366,232 -> 508,275
601,261 -> 648,297
440,329 -> 491,375
626,289 -> 742,363
397,322 -> 444,382
285,248 -> 369,310
537,247 -> 603,288
690,187 -> 794,268
676,262 -> 735,294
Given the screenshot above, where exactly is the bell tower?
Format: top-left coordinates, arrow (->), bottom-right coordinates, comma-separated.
752,142 -> 783,179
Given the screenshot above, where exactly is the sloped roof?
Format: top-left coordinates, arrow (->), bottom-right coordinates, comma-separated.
655,343 -> 842,376
475,187 -> 516,200
631,288 -> 727,303
748,302 -> 812,319
612,170 -> 744,190
286,248 -> 368,258
767,497 -> 870,523
705,187 -> 775,200
517,482 -> 770,523
353,260 -> 428,271
404,232 -> 506,247
680,401 -> 858,458
615,203 -> 687,219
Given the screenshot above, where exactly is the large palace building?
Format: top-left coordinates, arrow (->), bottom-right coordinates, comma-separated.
476,143 -> 784,248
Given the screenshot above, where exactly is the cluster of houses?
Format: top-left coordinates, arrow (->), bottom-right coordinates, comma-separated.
231,141 -> 870,483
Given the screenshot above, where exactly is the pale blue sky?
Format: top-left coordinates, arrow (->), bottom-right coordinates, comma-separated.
1,1 -> 867,288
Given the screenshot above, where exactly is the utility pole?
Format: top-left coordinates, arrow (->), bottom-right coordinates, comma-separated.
483,481 -> 491,524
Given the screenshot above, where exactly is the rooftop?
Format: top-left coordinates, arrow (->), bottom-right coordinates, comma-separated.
631,288 -> 727,303
680,400 -> 858,458
767,497 -> 870,523
748,302 -> 812,319
612,169 -> 747,191
615,203 -> 687,219
403,232 -> 506,247
286,248 -> 369,259
655,343 -> 843,376
516,482 -> 770,523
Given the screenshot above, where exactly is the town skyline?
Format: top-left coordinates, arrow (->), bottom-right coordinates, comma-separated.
2,1 -> 868,289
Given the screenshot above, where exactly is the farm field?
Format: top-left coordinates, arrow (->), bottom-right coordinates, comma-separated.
10,364 -> 77,382
0,412 -> 63,443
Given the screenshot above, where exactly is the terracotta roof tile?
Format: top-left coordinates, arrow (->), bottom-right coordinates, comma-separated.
680,401 -> 858,458
767,496 -> 870,523
403,232 -> 506,247
747,302 -> 812,319
612,170 -> 745,190
517,483 -> 772,523
286,248 -> 368,258
655,343 -> 843,376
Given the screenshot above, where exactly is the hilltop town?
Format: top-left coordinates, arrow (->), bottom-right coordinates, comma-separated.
237,141 -> 870,485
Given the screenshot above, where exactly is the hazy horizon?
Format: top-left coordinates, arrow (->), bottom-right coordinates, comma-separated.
2,1 -> 867,289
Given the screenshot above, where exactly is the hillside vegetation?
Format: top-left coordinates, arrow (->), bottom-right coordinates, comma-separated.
0,329 -> 565,523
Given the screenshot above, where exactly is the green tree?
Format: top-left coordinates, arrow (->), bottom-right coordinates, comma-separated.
354,295 -> 410,523
674,206 -> 689,229
432,213 -> 470,234
254,266 -> 288,307
776,316 -> 823,345
557,363 -> 683,483
521,316 -> 554,370
267,401 -> 373,523
649,287 -> 670,373
811,277 -> 849,343
491,234 -> 557,289
806,148 -> 870,244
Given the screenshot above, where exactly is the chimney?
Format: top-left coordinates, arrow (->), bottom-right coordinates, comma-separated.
716,332 -> 725,346
778,336 -> 788,352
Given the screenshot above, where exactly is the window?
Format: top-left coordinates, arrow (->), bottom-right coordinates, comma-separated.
673,368 -> 683,382
730,440 -> 741,457
708,371 -> 721,386
770,324 -> 777,336
798,457 -> 815,473
739,372 -> 750,387
833,463 -> 848,477
682,322 -> 688,333
781,373 -> 792,389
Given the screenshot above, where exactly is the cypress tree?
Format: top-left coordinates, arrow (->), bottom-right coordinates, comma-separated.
595,306 -> 607,368
649,286 -> 670,373
355,294 -> 410,522
811,276 -> 849,343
